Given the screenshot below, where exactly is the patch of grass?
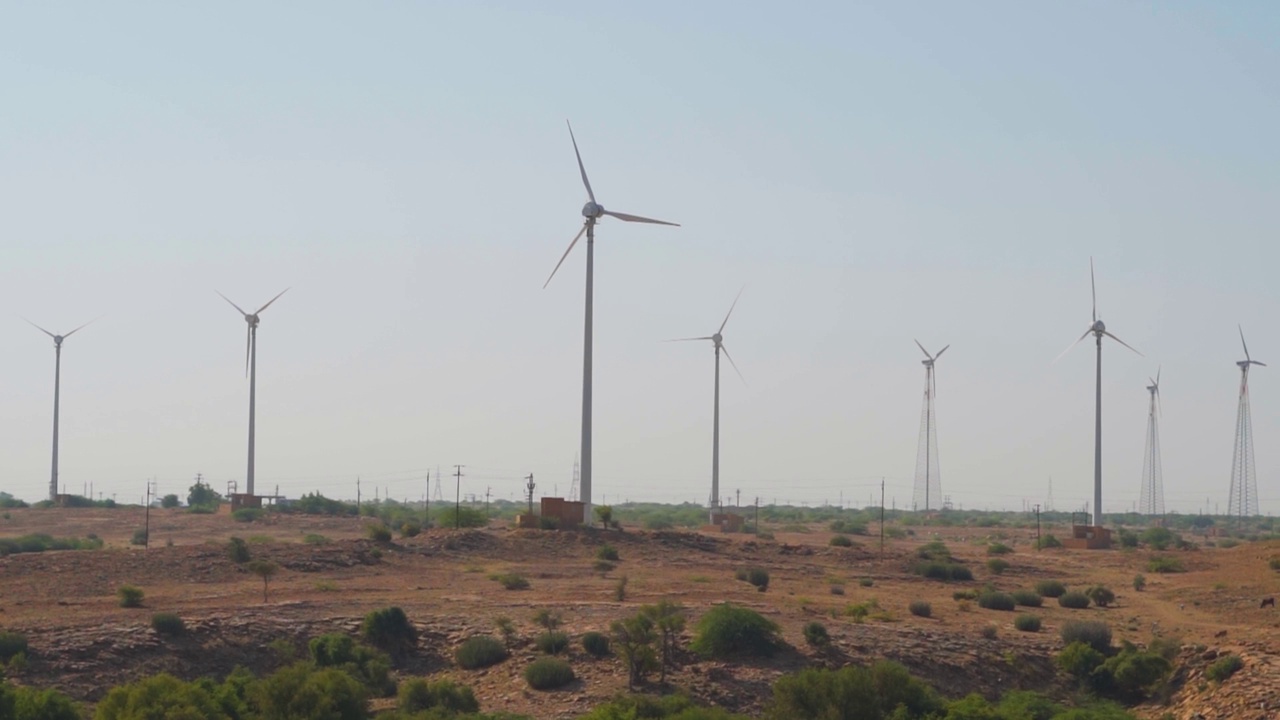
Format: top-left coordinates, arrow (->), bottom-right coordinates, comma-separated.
535,631 -> 570,655
1147,555 -> 1185,574
246,534 -> 274,544
986,558 -> 1010,574
231,508 -> 263,523
524,657 -> 575,690
689,574 -> 711,583
1133,574 -> 1146,591
314,581 -> 339,592
987,542 -> 1013,555
1216,538 -> 1239,549
829,584 -> 845,596
829,535 -> 854,547
1205,654 -> 1242,683
455,635 -> 508,670
1034,580 -> 1067,598
981,625 -> 998,639
593,560 -> 616,573
977,592 -> 1016,611
844,598 -> 882,622
1211,581 -> 1227,591
150,612 -> 185,636
952,589 -> 978,601
780,523 -> 810,533
859,577 -> 874,588
1014,614 -> 1041,632
302,533 -> 330,545
803,621 -> 830,647
1011,589 -> 1042,607
489,572 -> 530,590
735,567 -> 770,591
463,564 -> 485,574
596,544 -> 620,561
1034,534 -> 1063,550
908,600 -> 932,618
118,585 -> 145,608
582,631 -> 610,657
1058,591 -> 1091,609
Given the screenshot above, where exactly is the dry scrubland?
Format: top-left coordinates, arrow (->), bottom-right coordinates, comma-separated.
1,507 -> 1278,718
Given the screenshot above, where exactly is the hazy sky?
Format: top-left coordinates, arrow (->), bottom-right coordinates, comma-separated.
2,2 -> 1278,514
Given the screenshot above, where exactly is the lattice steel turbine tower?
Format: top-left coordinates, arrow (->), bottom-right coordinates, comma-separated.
1228,325 -> 1263,522
912,340 -> 948,512
1138,369 -> 1164,516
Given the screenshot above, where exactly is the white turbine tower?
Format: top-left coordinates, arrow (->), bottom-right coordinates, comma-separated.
1228,326 -> 1263,522
26,318 -> 95,501
912,340 -> 948,513
1056,259 -> 1141,527
217,289 -> 289,497
1138,368 -> 1164,516
669,289 -> 746,521
543,122 -> 678,524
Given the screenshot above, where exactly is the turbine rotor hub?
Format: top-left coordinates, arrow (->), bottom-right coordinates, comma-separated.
1092,320 -> 1106,333
581,201 -> 604,219
712,333 -> 723,345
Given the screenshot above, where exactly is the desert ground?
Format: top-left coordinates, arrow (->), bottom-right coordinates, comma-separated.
1,507 -> 1278,719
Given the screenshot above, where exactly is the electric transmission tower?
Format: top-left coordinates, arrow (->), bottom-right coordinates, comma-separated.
912,340 -> 948,512
1138,370 -> 1164,516
432,465 -> 444,502
569,454 -> 580,501
1229,327 -> 1264,522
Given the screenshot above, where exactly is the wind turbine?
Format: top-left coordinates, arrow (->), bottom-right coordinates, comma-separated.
1055,259 -> 1141,527
1228,326 -> 1264,522
543,121 -> 678,524
1138,368 -> 1164,516
26,318 -> 95,501
217,289 -> 288,497
912,340 -> 948,513
669,289 -> 746,521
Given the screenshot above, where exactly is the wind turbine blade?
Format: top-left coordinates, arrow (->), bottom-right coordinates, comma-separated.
543,224 -> 588,289
245,326 -> 252,378
62,316 -> 102,339
1103,331 -> 1143,356
601,210 -> 680,226
217,291 -> 249,316
23,318 -> 57,339
665,336 -> 715,342
721,344 -> 747,386
1052,329 -> 1093,365
1251,360 -> 1267,367
566,120 -> 595,204
914,339 -> 932,360
256,288 -> 290,315
1090,257 -> 1097,324
1239,324 -> 1251,362
1156,366 -> 1160,387
718,287 -> 744,334
934,344 -> 950,360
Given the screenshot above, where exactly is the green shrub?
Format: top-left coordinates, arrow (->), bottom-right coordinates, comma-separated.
690,603 -> 783,658
117,585 -> 144,608
1140,527 -> 1174,550
1035,580 -> 1067,598
160,494 -> 180,509
917,540 -> 952,560
914,561 -> 973,581
735,567 -> 770,591
593,560 -> 615,573
1014,614 -> 1041,632
828,518 -> 869,535
986,558 -> 1010,574
130,528 -> 148,546
908,600 -> 932,618
1147,555 -> 1185,573
1035,534 -> 1063,550
1061,620 -> 1112,652
232,508 -> 262,523
397,678 -> 479,714
980,625 -> 998,639
1269,557 -> 1280,571
1058,591 -> 1091,609
536,631 -> 570,655
0,533 -> 103,556
1011,589 -> 1042,607
302,533 -> 330,545
1205,654 -> 1243,682
455,635 -> 508,669
769,661 -> 945,719
1087,585 -> 1116,607
364,523 -> 392,543
859,577 -> 875,588
227,537 -> 251,563
829,535 -> 853,547
308,633 -> 393,695
490,572 -> 530,590
977,592 -> 1015,611
361,606 -> 417,654
0,631 -> 28,661
398,522 -> 421,538
150,612 -> 184,636
582,631 -> 610,657
524,657 -> 575,690
952,589 -> 978,601
988,542 -> 1013,555
803,621 -> 830,647
1058,641 -> 1105,681
614,575 -> 628,601
596,544 -> 620,561
1133,574 -> 1146,591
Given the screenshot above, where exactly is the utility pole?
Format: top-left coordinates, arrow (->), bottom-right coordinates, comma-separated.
485,487 -> 491,517
735,489 -> 740,509
356,477 -> 361,512
754,496 -> 760,534
423,472 -> 429,528
526,474 -> 536,517
879,478 -> 885,558
454,465 -> 465,529
144,480 -> 156,549
1034,504 -> 1042,551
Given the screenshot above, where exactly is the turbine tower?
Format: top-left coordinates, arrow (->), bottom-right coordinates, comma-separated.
27,318 -> 95,501
669,289 -> 746,521
1138,369 -> 1164,516
912,340 -> 948,513
217,289 -> 288,497
1228,326 -> 1263,522
543,121 -> 678,524
1056,259 -> 1141,527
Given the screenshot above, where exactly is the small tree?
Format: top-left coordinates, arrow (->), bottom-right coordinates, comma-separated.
160,494 -> 180,509
594,505 -> 614,529
248,560 -> 278,603
611,613 -> 657,689
495,616 -> 518,649
641,600 -> 685,684
532,609 -> 562,632
1086,585 -> 1116,608
187,482 -> 221,509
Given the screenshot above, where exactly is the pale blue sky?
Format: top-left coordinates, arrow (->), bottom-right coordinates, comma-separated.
2,2 -> 1278,514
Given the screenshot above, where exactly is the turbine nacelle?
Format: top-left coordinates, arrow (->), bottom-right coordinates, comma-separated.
712,332 -> 723,347
581,201 -> 604,219
1092,319 -> 1106,334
